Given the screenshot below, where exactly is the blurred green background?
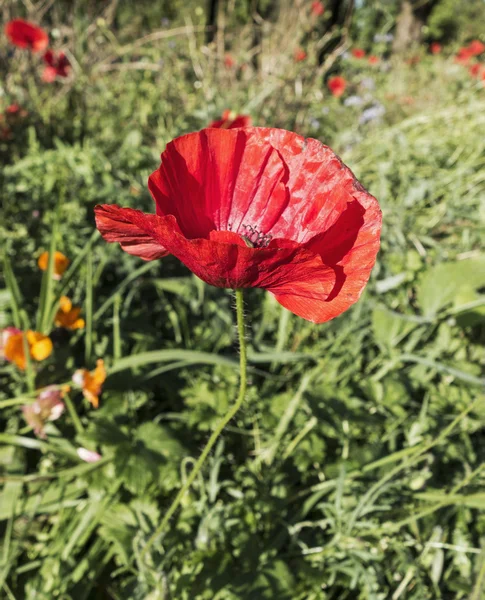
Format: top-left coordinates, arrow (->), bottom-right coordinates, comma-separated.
1,1 -> 485,598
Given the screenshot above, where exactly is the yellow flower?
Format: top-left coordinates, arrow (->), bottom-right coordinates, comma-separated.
55,296 -> 85,330
73,359 -> 106,408
3,329 -> 53,370
37,251 -> 70,280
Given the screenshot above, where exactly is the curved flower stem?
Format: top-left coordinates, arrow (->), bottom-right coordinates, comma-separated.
142,288 -> 247,559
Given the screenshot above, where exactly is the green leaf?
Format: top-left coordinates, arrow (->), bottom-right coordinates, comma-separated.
417,256 -> 485,317
415,493 -> 485,509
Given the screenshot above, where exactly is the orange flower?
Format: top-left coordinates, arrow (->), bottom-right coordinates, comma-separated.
55,296 -> 85,329
3,329 -> 53,370
294,48 -> 307,62
368,55 -> 380,65
73,359 -> 106,408
37,251 -> 70,280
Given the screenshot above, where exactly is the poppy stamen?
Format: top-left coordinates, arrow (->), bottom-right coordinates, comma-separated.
241,224 -> 272,248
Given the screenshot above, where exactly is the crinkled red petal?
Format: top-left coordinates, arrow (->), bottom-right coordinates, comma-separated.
5,20 -> 48,52
94,205 -> 336,298
99,127 -> 381,323
95,205 -> 168,260
149,128 -> 290,240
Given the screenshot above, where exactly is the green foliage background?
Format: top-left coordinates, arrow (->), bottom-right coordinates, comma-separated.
1,1 -> 485,599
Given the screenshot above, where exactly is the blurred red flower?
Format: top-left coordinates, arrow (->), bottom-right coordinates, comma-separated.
455,47 -> 473,65
5,19 -> 48,52
351,48 -> 366,59
430,42 -> 442,55
208,110 -> 252,129
468,40 -> 485,56
368,55 -> 380,64
42,50 -> 70,82
95,128 -> 381,323
0,127 -> 12,140
224,54 -> 235,68
327,75 -> 347,97
6,104 -> 20,114
294,48 -> 307,62
311,1 -> 325,17
469,63 -> 484,78
3,103 -> 28,121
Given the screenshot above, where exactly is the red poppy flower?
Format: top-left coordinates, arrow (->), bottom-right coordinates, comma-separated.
208,110 -> 252,129
468,40 -> 485,56
327,75 -> 346,97
368,55 -> 380,65
430,42 -> 442,55
3,103 -> 28,123
95,128 -> 381,323
294,48 -> 307,62
455,47 -> 473,65
351,48 -> 366,59
6,104 -> 20,114
42,50 -> 70,82
469,63 -> 483,78
311,1 -> 325,17
224,54 -> 235,68
4,19 -> 48,52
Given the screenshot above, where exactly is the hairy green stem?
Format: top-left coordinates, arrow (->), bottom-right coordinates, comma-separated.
142,288 -> 247,559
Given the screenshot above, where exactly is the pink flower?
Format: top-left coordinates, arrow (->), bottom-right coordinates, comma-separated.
22,386 -> 66,438
77,448 -> 102,463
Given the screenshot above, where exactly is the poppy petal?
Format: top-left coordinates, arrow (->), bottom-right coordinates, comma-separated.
95,205 -> 336,293
94,204 -> 169,260
255,129 -> 377,241
148,128 -> 290,239
273,191 -> 381,323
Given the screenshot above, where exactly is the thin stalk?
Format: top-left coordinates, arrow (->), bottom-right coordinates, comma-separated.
63,393 -> 84,435
85,252 -> 93,365
471,549 -> 485,600
113,294 -> 121,360
142,288 -> 248,559
22,333 -> 35,394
